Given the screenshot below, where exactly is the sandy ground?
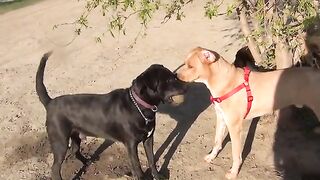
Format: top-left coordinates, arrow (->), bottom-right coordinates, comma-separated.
1,0 -> 320,180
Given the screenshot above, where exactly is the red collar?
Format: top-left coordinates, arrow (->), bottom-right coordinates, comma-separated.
210,67 -> 253,119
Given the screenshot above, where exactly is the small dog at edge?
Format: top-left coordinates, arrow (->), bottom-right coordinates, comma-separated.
36,52 -> 187,180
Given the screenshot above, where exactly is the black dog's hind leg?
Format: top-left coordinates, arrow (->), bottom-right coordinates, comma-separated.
143,136 -> 160,180
126,141 -> 144,180
47,118 -> 71,180
70,132 -> 89,165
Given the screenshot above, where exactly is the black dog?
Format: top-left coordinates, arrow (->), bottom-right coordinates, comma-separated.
36,52 -> 187,180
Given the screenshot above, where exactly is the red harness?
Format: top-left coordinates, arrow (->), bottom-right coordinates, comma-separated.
210,67 -> 253,119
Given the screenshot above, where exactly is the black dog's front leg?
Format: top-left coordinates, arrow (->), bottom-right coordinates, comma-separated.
143,136 -> 160,180
127,141 -> 144,180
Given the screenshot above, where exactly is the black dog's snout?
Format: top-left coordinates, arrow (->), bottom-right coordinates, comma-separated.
183,83 -> 189,92
178,80 -> 188,92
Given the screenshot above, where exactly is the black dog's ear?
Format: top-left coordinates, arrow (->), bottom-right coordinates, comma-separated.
132,76 -> 145,95
142,73 -> 158,93
132,72 -> 159,95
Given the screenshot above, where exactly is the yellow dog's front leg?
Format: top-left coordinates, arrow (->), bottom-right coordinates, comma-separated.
225,119 -> 243,179
204,107 -> 227,163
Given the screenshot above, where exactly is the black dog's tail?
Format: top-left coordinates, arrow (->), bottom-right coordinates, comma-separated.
36,51 -> 53,107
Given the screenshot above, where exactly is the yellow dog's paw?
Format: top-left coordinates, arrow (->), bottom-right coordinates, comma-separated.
225,170 -> 238,179
204,148 -> 220,163
204,153 -> 216,163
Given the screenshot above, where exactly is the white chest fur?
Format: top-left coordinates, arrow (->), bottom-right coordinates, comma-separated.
147,128 -> 154,138
214,102 -> 229,123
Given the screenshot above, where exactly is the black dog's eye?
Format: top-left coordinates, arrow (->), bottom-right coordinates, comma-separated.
167,77 -> 177,83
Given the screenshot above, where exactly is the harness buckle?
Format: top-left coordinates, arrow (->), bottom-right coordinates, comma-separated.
247,95 -> 253,102
210,96 -> 222,103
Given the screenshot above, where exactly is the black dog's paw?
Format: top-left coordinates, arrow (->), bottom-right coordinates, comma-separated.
152,174 -> 161,180
82,158 -> 92,166
158,168 -> 169,180
144,168 -> 168,180
153,173 -> 168,180
123,172 -> 152,180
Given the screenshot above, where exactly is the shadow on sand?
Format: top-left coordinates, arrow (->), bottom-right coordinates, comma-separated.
71,139 -> 114,180
155,82 -> 211,177
154,81 -> 260,178
273,106 -> 320,180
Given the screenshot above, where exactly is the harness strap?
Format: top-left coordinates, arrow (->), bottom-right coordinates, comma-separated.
210,67 -> 253,119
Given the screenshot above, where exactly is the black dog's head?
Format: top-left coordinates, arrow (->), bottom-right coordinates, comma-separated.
132,64 -> 187,106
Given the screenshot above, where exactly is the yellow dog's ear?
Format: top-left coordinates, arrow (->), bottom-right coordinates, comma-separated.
199,49 -> 218,64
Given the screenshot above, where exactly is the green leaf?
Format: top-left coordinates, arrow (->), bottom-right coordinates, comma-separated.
226,3 -> 235,16
204,1 -> 219,19
95,37 -> 102,43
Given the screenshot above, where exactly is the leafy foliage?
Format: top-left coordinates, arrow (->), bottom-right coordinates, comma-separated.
57,0 -> 319,67
209,0 -> 319,68
65,0 -> 193,42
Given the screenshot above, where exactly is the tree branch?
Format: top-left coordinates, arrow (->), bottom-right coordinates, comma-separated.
314,0 -> 319,13
237,7 -> 263,63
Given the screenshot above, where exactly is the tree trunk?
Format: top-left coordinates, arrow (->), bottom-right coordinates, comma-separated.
275,39 -> 293,69
237,7 -> 264,64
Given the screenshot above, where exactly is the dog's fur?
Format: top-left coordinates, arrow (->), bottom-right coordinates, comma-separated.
36,52 -> 186,180
176,47 -> 320,179
234,46 -> 269,72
